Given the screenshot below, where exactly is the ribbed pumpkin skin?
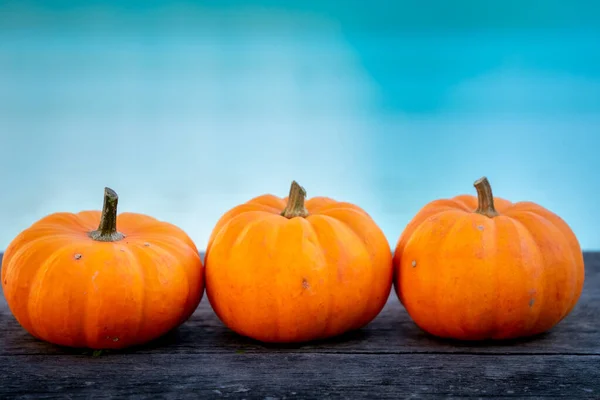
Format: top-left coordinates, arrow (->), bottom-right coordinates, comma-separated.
1,211 -> 204,350
205,192 -> 393,343
394,192 -> 585,341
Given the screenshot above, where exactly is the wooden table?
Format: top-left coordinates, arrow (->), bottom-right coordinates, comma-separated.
1,252 -> 599,399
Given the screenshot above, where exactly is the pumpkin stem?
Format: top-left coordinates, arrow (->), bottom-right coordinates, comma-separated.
89,187 -> 125,242
473,177 -> 499,218
281,181 -> 309,219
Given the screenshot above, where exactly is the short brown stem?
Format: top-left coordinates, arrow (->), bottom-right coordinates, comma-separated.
473,177 -> 499,218
281,181 -> 309,219
89,187 -> 125,242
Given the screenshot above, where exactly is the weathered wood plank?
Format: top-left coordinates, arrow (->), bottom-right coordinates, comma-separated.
1,253 -> 599,356
1,353 -> 598,399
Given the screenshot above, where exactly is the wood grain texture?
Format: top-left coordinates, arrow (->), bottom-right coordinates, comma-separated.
2,354 -> 599,399
1,252 -> 599,399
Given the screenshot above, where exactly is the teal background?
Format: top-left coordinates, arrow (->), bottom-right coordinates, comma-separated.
1,1 -> 599,250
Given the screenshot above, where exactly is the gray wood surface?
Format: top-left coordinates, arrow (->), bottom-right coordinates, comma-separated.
1,251 -> 599,399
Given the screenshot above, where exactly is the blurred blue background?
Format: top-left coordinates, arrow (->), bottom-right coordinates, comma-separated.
1,0 -> 599,250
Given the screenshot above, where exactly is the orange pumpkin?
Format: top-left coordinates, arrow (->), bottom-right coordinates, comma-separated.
1,188 -> 204,349
205,181 -> 393,343
394,177 -> 585,340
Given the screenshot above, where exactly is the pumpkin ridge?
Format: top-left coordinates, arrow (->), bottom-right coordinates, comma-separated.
303,196 -> 337,213
410,199 -> 474,228
521,206 -> 585,310
110,214 -> 162,236
63,243 -> 128,347
270,220 -> 294,342
127,220 -> 200,252
78,244 -> 146,348
508,201 -> 554,213
2,233 -> 73,281
448,196 -> 478,211
423,205 -> 468,221
206,206 -> 279,253
312,206 -> 392,322
140,236 -> 203,325
434,212 -> 484,338
506,211 -> 581,328
256,220 -> 283,340
501,216 -> 546,337
29,212 -> 87,232
80,256 -> 96,348
115,246 -> 148,346
338,211 -> 387,332
310,213 -> 378,336
393,203 -> 464,271
246,194 -> 287,211
454,210 -> 497,336
110,241 -> 195,348
401,201 -> 469,237
400,210 -> 471,337
310,208 -> 369,234
116,211 -> 159,222
33,218 -> 94,239
301,218 -> 325,285
469,214 -> 511,339
232,215 -> 278,249
2,234 -> 77,337
156,240 -> 197,326
42,217 -> 84,233
304,215 -> 343,339
26,244 -> 77,342
71,211 -> 105,231
463,214 -> 537,340
79,244 -> 103,348
308,202 -> 371,218
482,214 -> 500,339
507,203 -> 582,255
401,208 -> 467,252
207,215 -> 283,339
136,232 -> 197,254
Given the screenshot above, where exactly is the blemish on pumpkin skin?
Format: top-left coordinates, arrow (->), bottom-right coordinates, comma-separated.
477,225 -> 484,231
74,254 -> 82,260
411,260 -> 417,268
144,242 -> 150,247
528,289 -> 537,307
302,279 -> 310,290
